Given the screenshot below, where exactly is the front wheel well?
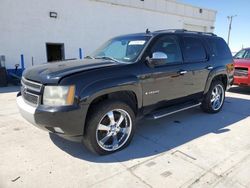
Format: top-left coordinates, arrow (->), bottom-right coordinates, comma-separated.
84,91 -> 138,134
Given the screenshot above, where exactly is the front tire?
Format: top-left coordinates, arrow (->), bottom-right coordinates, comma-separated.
83,100 -> 135,155
201,80 -> 225,113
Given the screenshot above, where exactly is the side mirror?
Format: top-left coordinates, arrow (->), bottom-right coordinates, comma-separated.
146,52 -> 168,67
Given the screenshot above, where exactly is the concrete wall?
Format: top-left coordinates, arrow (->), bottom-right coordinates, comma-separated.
0,0 -> 216,69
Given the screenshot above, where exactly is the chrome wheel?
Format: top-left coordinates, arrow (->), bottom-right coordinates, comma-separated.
96,109 -> 132,151
210,84 -> 224,111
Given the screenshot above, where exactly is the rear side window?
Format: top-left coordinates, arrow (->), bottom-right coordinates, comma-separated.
182,37 -> 207,62
206,37 -> 232,59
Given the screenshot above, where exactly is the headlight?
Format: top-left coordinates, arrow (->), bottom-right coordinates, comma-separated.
43,85 -> 75,106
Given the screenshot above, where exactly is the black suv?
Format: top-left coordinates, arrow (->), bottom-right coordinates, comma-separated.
17,29 -> 234,155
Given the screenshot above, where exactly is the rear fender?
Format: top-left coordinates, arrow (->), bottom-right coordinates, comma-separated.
204,66 -> 229,94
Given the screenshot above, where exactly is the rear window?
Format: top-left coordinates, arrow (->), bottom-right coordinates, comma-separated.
182,37 -> 207,62
206,37 -> 232,59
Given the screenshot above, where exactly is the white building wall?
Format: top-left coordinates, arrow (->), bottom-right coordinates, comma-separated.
0,0 -> 216,69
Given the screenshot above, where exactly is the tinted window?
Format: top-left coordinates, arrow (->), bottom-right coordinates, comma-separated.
207,37 -> 232,59
150,36 -> 182,64
182,37 -> 207,62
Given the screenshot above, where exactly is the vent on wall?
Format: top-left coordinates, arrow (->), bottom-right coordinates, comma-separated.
49,12 -> 58,19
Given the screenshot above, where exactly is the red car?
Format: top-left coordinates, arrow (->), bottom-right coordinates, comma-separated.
233,48 -> 250,86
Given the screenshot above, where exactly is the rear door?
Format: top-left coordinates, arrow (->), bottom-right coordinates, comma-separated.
179,36 -> 211,96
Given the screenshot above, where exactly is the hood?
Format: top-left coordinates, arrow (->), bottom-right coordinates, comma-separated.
234,59 -> 250,67
23,59 -> 118,84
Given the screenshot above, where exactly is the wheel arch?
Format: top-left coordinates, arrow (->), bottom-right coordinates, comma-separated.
204,67 -> 229,94
79,77 -> 142,134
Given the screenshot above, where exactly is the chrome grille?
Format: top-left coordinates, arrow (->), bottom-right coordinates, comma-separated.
21,88 -> 39,105
234,67 -> 248,77
21,77 -> 42,106
21,77 -> 42,92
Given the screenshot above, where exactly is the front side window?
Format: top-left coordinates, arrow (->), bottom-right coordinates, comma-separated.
150,35 -> 182,64
182,37 -> 207,62
91,36 -> 150,63
234,49 -> 250,59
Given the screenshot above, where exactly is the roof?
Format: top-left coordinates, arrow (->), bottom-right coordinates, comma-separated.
152,29 -> 217,36
118,29 -> 217,39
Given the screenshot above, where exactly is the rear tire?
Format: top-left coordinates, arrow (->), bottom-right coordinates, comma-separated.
201,80 -> 225,113
82,100 -> 135,155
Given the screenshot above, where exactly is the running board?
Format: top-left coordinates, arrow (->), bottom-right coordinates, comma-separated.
147,102 -> 202,120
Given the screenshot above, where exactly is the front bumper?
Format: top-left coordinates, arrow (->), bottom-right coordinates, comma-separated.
234,75 -> 250,86
17,92 -> 88,140
227,76 -> 234,90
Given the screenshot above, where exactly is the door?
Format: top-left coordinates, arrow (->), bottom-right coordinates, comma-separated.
141,35 -> 194,109
46,43 -> 65,62
180,36 -> 211,95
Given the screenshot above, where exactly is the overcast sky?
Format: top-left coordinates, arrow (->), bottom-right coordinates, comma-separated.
180,0 -> 250,52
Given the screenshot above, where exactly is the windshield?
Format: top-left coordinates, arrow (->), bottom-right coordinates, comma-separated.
90,36 -> 150,63
234,49 -> 250,59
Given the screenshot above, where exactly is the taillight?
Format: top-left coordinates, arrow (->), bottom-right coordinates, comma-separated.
226,62 -> 234,73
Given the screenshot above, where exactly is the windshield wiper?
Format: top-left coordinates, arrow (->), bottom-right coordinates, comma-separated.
95,56 -> 121,63
85,56 -> 95,59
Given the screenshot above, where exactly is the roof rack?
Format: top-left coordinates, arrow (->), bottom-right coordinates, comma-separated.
154,29 -> 217,36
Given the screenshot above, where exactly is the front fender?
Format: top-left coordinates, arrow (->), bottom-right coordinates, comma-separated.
79,76 -> 143,108
204,66 -> 229,94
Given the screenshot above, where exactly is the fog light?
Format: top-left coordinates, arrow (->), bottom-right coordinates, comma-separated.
54,127 -> 64,134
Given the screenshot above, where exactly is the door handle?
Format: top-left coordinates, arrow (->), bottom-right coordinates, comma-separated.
178,70 -> 188,75
206,66 -> 213,70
